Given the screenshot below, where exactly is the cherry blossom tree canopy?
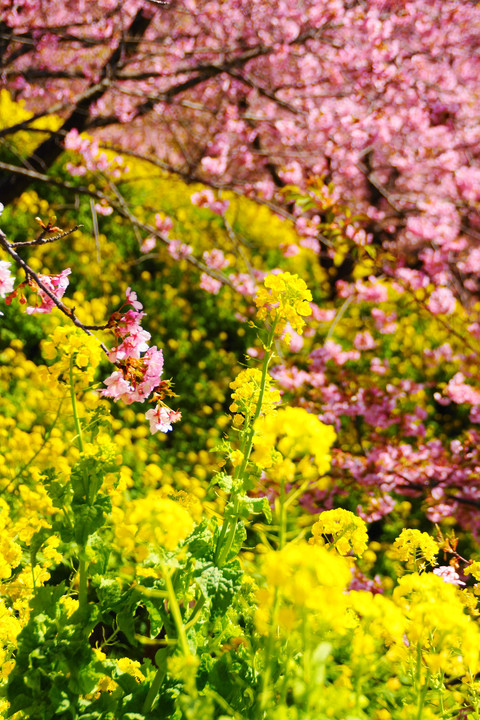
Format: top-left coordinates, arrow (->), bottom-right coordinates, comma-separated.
2,0 -> 480,291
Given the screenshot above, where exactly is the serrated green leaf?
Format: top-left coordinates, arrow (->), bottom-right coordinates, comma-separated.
210,472 -> 233,493
225,521 -> 246,561
72,494 -> 111,545
186,519 -> 215,560
195,561 -> 242,616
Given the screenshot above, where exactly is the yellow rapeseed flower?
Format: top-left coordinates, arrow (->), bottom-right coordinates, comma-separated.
392,529 -> 439,568
255,271 -> 312,335
252,406 -> 336,482
42,325 -> 103,386
311,508 -> 368,557
229,368 -> 280,419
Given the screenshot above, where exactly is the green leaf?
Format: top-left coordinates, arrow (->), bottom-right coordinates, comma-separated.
210,472 -> 233,493
87,533 -> 111,575
72,493 -> 111,545
195,561 -> 242,617
225,495 -> 272,523
226,522 -> 246,561
186,520 -> 215,561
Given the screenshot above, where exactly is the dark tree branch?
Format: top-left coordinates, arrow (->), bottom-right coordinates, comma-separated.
0,8 -> 153,206
0,228 -> 110,349
0,161 -> 239,293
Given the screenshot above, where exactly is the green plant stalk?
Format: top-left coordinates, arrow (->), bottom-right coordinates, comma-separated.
215,321 -> 277,566
415,641 -> 430,720
69,358 -> 84,454
4,392 -> 66,493
184,595 -> 206,630
164,567 -> 191,657
278,477 -> 287,550
416,669 -> 431,720
144,567 -> 194,713
69,358 -> 88,616
302,610 -> 313,713
143,648 -> 170,714
257,586 -> 280,718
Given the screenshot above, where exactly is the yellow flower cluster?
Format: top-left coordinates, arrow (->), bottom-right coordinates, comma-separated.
393,572 -> 480,676
0,499 -> 22,580
42,325 -> 103,386
113,491 -> 194,564
465,560 -> 480,582
255,272 -> 312,335
256,541 -> 352,634
391,529 -> 439,569
0,597 -> 21,682
252,406 -> 336,484
116,657 -> 145,682
311,508 -> 368,557
229,368 -> 281,422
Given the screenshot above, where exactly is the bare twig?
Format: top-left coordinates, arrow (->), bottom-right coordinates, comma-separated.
11,225 -> 83,247
0,228 -> 110,352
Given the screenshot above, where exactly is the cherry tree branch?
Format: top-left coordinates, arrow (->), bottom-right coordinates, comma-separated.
0,228 -> 110,350
0,8 -> 154,205
0,161 -> 239,293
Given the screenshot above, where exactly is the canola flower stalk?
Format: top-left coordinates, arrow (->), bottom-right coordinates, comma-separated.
69,356 -> 88,618
216,272 -> 314,567
215,322 -> 278,567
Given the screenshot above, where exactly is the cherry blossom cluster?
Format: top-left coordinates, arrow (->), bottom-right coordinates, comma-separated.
191,190 -> 230,217
0,251 -> 180,435
5,1 -> 480,314
101,287 -> 181,432
64,129 -> 127,181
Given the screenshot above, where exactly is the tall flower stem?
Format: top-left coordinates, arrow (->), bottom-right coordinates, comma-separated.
215,321 -> 277,567
257,586 -> 280,718
69,358 -> 88,616
278,477 -> 287,550
143,566 -> 194,714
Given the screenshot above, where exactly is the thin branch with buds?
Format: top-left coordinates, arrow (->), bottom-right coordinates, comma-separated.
0,228 -> 110,352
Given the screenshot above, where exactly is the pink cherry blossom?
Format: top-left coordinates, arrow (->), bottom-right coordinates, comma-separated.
427,286 -> 456,315
26,268 -> 71,314
433,566 -> 465,586
199,273 -> 222,295
191,189 -> 229,215
445,373 -> 480,406
155,214 -> 173,235
101,370 -> 132,401
353,331 -> 377,351
167,240 -> 193,261
140,237 -> 156,253
0,260 -> 14,298
125,287 -> 143,311
203,249 -> 229,270
145,405 -> 181,434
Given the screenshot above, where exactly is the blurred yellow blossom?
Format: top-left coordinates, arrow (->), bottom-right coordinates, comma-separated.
255,272 -> 312,335
229,368 -> 280,420
311,508 -> 368,557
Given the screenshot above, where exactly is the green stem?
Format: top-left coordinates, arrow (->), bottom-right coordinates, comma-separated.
143,648 -> 170,714
143,567 -> 195,713
69,357 -> 88,616
415,641 -> 430,720
69,358 -> 84,453
78,558 -> 88,616
3,392 -> 66,493
278,477 -> 287,550
215,494 -> 240,567
184,595 -> 206,630
416,670 -> 430,720
164,566 -> 190,657
215,322 -> 278,566
257,586 -> 280,718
